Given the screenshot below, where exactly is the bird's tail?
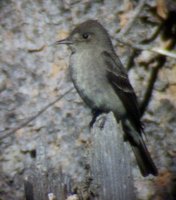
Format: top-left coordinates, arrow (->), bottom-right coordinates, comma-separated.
131,136 -> 158,177
122,121 -> 158,177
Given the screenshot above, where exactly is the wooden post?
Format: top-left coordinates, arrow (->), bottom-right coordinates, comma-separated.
24,113 -> 135,200
89,112 -> 135,200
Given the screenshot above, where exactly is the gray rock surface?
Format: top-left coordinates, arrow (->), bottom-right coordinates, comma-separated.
0,0 -> 176,199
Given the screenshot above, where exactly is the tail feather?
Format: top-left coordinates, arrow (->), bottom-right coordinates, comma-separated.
131,137 -> 158,177
122,120 -> 158,176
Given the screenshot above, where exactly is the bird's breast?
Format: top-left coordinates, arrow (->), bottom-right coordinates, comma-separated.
70,51 -> 104,105
69,51 -> 125,116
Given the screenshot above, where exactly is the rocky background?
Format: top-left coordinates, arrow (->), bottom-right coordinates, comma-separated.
0,0 -> 176,199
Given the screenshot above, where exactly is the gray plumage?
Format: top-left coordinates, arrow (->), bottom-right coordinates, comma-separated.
56,20 -> 158,177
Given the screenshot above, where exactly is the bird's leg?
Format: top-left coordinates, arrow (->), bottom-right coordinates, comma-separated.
89,109 -> 103,128
98,114 -> 107,129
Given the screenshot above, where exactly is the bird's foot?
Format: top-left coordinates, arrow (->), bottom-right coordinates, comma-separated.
89,110 -> 107,130
89,109 -> 103,129
98,115 -> 107,129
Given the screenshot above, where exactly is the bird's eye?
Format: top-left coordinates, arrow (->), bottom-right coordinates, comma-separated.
82,33 -> 89,39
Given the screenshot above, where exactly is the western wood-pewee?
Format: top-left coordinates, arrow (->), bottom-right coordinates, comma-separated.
56,20 -> 158,177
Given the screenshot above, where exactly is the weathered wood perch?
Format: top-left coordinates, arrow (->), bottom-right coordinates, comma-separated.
89,112 -> 135,200
24,113 -> 135,200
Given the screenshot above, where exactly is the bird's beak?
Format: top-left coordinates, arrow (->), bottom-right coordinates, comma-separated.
55,37 -> 73,45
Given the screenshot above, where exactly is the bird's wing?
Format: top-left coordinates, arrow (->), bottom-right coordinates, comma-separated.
102,51 -> 143,133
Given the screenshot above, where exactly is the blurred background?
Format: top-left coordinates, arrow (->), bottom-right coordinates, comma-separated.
0,0 -> 176,199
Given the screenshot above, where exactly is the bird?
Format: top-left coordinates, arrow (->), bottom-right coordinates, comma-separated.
56,19 -> 158,177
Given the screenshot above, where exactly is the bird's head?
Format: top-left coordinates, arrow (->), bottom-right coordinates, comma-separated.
56,20 -> 113,52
